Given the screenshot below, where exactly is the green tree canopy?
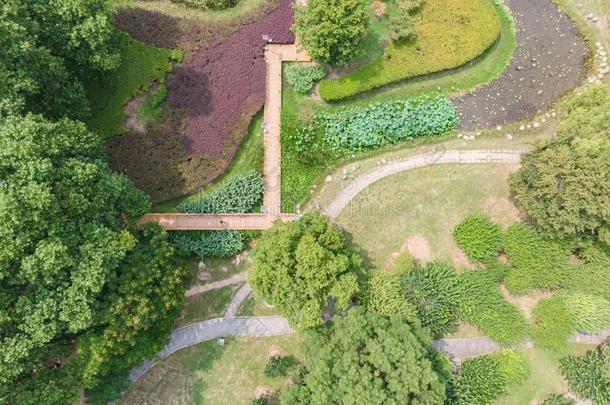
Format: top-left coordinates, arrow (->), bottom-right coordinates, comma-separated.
560,338 -> 610,404
510,85 -> 610,246
0,114 -> 153,401
281,308 -> 449,404
293,0 -> 370,66
0,0 -> 120,119
249,213 -> 364,330
79,224 -> 189,404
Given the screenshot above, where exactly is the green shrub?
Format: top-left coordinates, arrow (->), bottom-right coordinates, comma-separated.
541,394 -> 576,405
264,355 -> 297,378
562,292 -> 610,334
453,214 -> 504,263
174,171 -> 263,258
453,350 -> 528,405
287,122 -> 333,165
484,259 -> 511,282
172,0 -> 237,10
564,263 -> 610,301
172,230 -> 246,257
503,223 -> 571,294
367,270 -> 419,322
293,0 -> 369,66
457,270 -> 528,344
580,243 -> 610,265
251,395 -> 269,405
316,97 -> 459,152
530,295 -> 575,351
402,262 -> 462,337
179,170 -> 264,213
560,339 -> 610,404
285,63 -> 326,94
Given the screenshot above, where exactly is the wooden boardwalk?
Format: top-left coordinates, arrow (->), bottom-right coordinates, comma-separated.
141,40 -> 310,230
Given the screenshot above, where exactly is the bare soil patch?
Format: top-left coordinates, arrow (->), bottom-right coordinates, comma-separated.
402,234 -> 433,263
499,284 -> 553,321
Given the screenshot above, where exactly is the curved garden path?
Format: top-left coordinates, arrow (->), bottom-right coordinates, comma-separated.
130,316 -> 610,382
224,283 -> 253,317
321,149 -> 525,218
452,0 -> 588,129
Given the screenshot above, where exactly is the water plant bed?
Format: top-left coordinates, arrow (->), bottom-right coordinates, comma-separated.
452,0 -> 588,129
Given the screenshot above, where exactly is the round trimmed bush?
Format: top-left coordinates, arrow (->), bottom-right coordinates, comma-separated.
453,214 -> 503,263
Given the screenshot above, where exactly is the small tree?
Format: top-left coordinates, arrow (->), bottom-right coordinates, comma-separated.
249,214 -> 363,330
293,0 -> 369,66
280,308 -> 449,404
510,85 -> 610,246
560,339 -> 610,404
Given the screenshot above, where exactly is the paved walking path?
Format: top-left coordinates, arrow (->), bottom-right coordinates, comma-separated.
129,314 -> 610,383
224,283 -> 253,317
185,272 -> 248,297
141,41 -> 310,231
322,149 -> 524,218
129,316 -> 293,382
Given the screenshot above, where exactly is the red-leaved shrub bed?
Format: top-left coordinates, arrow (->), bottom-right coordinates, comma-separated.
167,0 -> 294,155
107,0 -> 294,203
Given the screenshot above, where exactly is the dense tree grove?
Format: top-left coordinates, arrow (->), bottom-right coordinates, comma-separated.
0,0 -> 120,119
293,0 -> 370,66
249,214 -> 364,330
0,115 -> 187,402
510,85 -> 610,246
281,308 -> 450,404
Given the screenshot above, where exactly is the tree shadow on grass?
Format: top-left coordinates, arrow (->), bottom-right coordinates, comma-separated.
113,7 -> 183,49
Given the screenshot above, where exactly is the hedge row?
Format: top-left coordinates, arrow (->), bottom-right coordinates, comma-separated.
316,97 -> 459,151
172,230 -> 246,257
173,171 -> 263,258
179,170 -> 264,213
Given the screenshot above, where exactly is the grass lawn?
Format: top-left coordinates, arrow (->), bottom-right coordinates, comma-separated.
335,163 -> 523,269
238,291 -> 279,317
176,285 -> 238,327
154,110 -> 264,212
496,344 -> 595,405
319,0 -> 502,101
84,33 -> 180,139
122,335 -> 301,405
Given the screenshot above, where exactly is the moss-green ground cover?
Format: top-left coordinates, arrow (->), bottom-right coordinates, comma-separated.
84,33 -> 181,139
319,0 -> 502,101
